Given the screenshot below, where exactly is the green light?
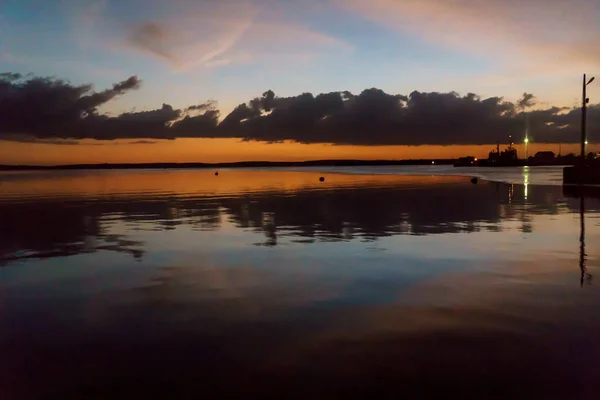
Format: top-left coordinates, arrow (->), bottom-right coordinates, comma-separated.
524,137 -> 529,144
585,141 -> 589,145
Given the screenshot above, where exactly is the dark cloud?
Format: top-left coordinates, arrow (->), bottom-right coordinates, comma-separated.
126,140 -> 159,145
77,76 -> 141,115
0,73 -> 141,139
186,102 -> 216,112
0,72 -> 23,81
128,22 -> 176,64
219,103 -> 260,128
171,108 -> 220,137
0,134 -> 80,145
1,72 -> 596,145
517,92 -> 537,110
118,103 -> 181,122
219,89 -> 597,145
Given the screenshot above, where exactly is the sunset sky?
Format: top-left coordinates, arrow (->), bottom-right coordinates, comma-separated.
1,0 -> 599,164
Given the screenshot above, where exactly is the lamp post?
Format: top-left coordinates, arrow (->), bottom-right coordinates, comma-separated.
524,113 -> 530,159
582,74 -> 595,162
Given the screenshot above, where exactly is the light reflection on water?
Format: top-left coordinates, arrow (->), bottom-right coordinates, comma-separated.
1,169 -> 600,398
268,164 -> 566,186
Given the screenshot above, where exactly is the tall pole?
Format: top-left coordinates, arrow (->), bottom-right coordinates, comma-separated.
579,195 -> 586,287
525,114 -> 529,159
581,74 -> 587,162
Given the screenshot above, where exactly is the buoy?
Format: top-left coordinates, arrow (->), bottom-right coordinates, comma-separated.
319,177 -> 325,182
215,172 -> 219,176
471,177 -> 478,184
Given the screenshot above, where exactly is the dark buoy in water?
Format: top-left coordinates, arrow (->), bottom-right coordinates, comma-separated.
215,171 -> 219,176
319,176 -> 325,182
471,177 -> 478,184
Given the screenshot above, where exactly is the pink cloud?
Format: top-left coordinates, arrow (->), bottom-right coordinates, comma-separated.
74,0 -> 351,72
336,0 -> 600,75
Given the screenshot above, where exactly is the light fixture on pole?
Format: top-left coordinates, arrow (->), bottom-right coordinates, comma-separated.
582,74 -> 595,162
585,140 -> 589,156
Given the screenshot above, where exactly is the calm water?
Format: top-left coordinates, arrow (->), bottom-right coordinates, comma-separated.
1,167 -> 600,398
272,164 -> 566,185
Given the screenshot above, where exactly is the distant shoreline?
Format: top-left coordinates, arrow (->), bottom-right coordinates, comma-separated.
0,159 -> 456,171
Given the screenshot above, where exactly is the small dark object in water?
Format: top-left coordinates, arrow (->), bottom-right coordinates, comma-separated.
215,172 -> 219,176
319,177 -> 325,182
471,177 -> 478,184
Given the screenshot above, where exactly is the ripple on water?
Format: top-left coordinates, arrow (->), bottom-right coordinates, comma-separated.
1,168 -> 599,398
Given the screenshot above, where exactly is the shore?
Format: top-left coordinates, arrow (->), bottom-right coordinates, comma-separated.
0,159 -> 457,171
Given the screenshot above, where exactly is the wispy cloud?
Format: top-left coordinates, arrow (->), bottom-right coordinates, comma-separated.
336,0 -> 600,76
70,0 -> 351,72
128,22 -> 175,63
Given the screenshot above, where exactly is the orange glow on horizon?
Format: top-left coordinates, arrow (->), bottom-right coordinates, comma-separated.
0,139 -> 593,166
0,170 -> 466,199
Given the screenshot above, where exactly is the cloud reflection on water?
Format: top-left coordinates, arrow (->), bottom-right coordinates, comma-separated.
2,170 -> 600,398
1,170 -> 597,264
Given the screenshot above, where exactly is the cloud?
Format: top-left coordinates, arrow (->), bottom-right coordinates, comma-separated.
123,14 -> 252,70
128,22 -> 175,64
1,72 -> 597,145
0,72 -> 23,81
125,140 -> 158,145
218,89 -> 522,145
111,1 -> 350,71
186,102 -> 217,112
335,0 -> 600,77
0,134 -> 80,145
0,73 -> 142,139
214,88 -> 598,145
517,93 -> 537,110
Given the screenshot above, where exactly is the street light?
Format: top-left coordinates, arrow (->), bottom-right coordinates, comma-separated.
524,136 -> 529,159
582,74 -> 595,161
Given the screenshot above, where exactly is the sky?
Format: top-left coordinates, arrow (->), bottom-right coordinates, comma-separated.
1,0 -> 599,164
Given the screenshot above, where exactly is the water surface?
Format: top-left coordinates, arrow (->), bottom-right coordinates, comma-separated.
1,169 -> 599,398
